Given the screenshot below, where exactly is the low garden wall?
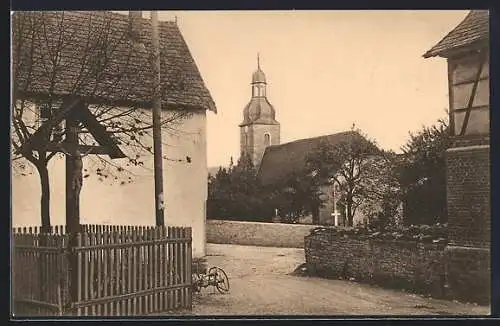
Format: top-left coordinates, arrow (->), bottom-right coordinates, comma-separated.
207,219 -> 320,248
445,245 -> 490,305
305,227 -> 447,298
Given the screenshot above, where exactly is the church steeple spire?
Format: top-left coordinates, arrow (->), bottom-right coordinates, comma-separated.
239,55 -> 280,167
252,53 -> 267,97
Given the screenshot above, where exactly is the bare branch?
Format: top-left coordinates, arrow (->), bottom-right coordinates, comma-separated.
12,11 -> 193,188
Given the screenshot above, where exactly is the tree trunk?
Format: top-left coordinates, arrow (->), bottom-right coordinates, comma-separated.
346,194 -> 353,227
312,204 -> 319,225
37,164 -> 51,233
36,163 -> 51,303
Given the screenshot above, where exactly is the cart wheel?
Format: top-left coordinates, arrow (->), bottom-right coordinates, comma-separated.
208,267 -> 230,294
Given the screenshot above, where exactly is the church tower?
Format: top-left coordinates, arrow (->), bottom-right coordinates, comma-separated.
239,54 -> 280,167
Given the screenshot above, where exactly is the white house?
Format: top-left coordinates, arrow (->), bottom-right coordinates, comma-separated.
11,11 -> 217,258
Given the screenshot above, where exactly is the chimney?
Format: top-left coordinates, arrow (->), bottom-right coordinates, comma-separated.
128,11 -> 143,41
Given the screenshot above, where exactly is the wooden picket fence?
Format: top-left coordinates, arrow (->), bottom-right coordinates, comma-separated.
12,230 -> 68,316
12,225 -> 192,316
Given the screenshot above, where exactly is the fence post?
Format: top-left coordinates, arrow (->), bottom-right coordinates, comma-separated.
186,228 -> 192,310
38,229 -> 47,305
66,225 -> 81,316
12,231 -> 16,317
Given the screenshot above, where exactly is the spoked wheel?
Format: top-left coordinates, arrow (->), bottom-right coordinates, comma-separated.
208,267 -> 230,294
192,273 -> 202,293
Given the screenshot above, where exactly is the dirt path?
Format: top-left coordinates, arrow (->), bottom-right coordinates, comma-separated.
189,244 -> 489,316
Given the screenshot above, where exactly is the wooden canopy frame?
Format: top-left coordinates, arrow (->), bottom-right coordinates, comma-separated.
18,97 -> 126,159
17,96 -> 127,312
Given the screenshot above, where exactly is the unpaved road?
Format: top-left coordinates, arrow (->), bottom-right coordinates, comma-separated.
189,244 -> 489,316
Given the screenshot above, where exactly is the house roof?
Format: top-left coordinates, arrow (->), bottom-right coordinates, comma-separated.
12,11 -> 216,112
257,131 -> 376,186
423,10 -> 489,58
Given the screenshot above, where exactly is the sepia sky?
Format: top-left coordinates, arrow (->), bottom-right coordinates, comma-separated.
153,10 -> 468,167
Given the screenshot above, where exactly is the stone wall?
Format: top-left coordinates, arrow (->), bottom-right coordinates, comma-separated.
207,219 -> 319,248
305,229 -> 490,304
445,246 -> 490,305
305,230 -> 447,298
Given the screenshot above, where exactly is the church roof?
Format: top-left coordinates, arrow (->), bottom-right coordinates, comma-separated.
252,53 -> 266,84
239,97 -> 279,127
257,131 -> 377,186
423,10 -> 489,58
12,11 -> 217,112
252,68 -> 266,84
240,56 -> 278,127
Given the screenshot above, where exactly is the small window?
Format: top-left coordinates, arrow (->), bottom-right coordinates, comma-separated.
37,104 -> 65,140
39,104 -> 52,122
264,133 -> 271,146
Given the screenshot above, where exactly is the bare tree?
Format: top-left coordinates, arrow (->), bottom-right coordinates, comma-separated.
12,11 -> 191,231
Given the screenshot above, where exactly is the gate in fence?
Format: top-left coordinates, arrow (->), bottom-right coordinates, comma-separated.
12,225 -> 192,317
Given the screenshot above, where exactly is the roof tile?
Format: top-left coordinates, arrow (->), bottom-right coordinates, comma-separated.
424,10 -> 489,58
257,131 -> 376,186
12,11 -> 216,112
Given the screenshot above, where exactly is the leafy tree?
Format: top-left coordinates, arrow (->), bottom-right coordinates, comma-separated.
207,154 -> 274,221
396,118 -> 451,225
360,150 -> 403,229
305,128 -> 395,227
265,171 -> 322,224
207,167 -> 231,218
11,12 -> 190,231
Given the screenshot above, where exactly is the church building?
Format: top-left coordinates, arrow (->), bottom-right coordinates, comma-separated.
258,131 -> 373,226
243,58 -> 391,226
239,55 -> 280,168
236,56 -> 395,227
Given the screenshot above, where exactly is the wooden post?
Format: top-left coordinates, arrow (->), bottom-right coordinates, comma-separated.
151,11 -> 165,316
65,110 -> 81,314
151,11 -> 165,226
65,111 -> 81,232
17,96 -> 125,315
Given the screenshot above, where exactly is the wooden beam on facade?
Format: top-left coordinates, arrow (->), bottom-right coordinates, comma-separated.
16,97 -> 83,155
76,106 -> 127,159
459,56 -> 486,136
17,96 -> 126,159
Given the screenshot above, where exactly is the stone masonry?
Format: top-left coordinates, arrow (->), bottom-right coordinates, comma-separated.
305,231 -> 447,299
445,145 -> 490,248
444,144 -> 490,304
